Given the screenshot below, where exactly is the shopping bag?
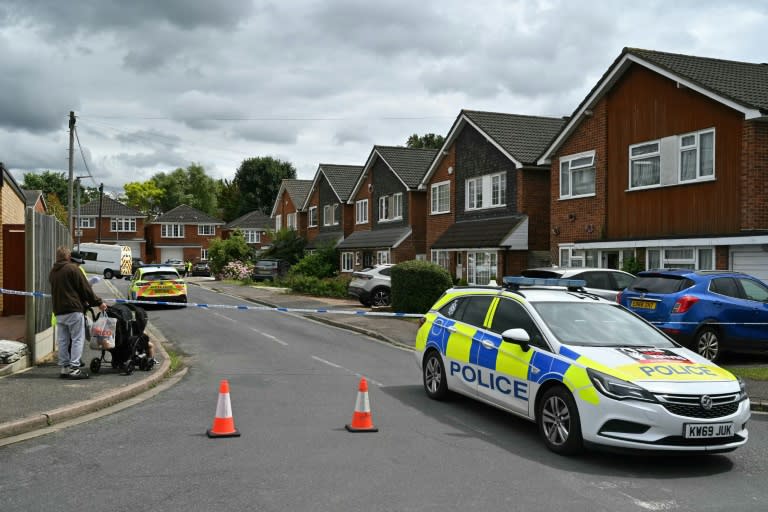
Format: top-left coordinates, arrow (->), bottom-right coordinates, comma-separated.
90,315 -> 117,350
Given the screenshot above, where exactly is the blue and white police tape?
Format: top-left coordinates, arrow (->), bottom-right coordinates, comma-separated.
0,288 -> 424,318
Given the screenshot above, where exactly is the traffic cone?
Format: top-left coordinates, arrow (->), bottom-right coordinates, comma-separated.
207,379 -> 241,438
345,377 -> 379,432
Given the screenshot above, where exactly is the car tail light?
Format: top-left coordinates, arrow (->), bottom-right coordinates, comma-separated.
353,273 -> 372,280
672,295 -> 699,314
616,291 -> 623,303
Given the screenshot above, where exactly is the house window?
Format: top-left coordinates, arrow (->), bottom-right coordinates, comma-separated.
431,250 -> 450,270
466,172 -> 506,210
378,193 -> 403,222
243,229 -> 261,244
275,215 -> 282,231
198,224 -> 216,236
308,206 -> 318,227
161,223 -> 184,238
431,181 -> 450,214
629,141 -> 661,189
323,204 -> 339,226
111,217 -> 136,232
332,204 -> 339,225
467,251 -> 497,285
78,217 -> 95,229
560,151 -> 595,198
286,212 -> 297,230
356,199 -> 369,224
201,249 -> 209,260
377,250 -> 390,265
646,247 -> 714,270
680,129 -> 715,182
341,252 -> 355,272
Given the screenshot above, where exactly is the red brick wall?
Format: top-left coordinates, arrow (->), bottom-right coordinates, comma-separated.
274,189 -> 298,230
425,145 -> 456,252
145,223 -> 222,263
392,242 -> 416,263
549,99 -> 609,263
517,168 -> 550,251
350,171 -> 373,233
741,120 -> 768,230
408,191 -> 427,256
305,187 -> 320,243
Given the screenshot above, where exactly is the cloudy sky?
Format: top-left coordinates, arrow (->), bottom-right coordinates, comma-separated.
1,0 -> 766,194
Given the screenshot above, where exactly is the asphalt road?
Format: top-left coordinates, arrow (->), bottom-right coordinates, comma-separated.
1,283 -> 767,512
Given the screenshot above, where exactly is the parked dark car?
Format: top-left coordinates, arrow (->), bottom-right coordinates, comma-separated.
251,259 -> 290,281
522,267 -> 636,301
618,269 -> 768,362
191,260 -> 211,277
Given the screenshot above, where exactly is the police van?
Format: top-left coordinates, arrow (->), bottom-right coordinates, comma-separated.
77,243 -> 132,279
415,277 -> 750,455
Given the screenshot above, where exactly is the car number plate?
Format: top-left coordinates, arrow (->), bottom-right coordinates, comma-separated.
684,422 -> 733,439
630,299 -> 656,310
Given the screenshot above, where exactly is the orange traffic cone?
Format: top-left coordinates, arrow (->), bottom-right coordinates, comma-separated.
207,379 -> 241,438
345,377 -> 379,432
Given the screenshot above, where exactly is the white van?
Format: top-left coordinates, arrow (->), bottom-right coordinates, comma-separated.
77,243 -> 132,279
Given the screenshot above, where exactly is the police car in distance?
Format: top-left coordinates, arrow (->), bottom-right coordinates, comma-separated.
415,277 -> 750,455
128,265 -> 188,305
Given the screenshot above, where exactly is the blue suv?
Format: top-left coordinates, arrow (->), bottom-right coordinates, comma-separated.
618,269 -> 768,362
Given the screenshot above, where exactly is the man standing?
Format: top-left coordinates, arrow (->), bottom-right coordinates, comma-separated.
49,246 -> 108,379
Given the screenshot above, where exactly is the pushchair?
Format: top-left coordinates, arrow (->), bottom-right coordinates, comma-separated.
89,303 -> 155,375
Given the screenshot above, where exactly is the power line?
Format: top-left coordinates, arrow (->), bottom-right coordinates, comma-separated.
73,126 -> 99,188
81,114 -> 452,121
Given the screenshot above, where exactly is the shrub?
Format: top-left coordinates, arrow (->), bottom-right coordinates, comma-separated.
622,257 -> 644,275
261,228 -> 306,265
290,243 -> 338,279
278,274 -> 351,298
391,260 -> 453,313
207,231 -> 252,275
221,260 -> 254,281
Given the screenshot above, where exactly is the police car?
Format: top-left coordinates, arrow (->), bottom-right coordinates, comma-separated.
128,265 -> 188,305
415,277 -> 750,455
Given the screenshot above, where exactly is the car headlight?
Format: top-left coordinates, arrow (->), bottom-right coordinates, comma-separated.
737,377 -> 748,401
587,368 -> 658,403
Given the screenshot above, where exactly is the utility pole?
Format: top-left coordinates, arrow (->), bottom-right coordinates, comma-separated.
68,111 -> 75,234
97,183 -> 104,243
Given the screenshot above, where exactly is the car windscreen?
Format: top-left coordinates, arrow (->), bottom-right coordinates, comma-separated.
531,302 -> 675,347
521,269 -> 562,278
257,261 -> 277,268
628,275 -> 694,293
141,272 -> 179,281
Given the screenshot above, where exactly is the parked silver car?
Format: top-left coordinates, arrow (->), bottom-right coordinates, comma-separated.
348,264 -> 393,307
521,267 -> 636,301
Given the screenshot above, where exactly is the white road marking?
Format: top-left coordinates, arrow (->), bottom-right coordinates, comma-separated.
311,356 -> 383,387
251,328 -> 289,346
619,493 -> 678,511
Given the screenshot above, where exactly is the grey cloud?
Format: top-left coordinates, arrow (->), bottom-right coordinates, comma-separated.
114,130 -> 182,150
230,122 -> 300,144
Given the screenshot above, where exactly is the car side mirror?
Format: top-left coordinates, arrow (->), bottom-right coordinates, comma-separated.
501,328 -> 531,352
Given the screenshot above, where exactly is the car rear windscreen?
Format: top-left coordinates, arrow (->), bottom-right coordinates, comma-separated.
521,270 -> 562,278
144,272 -> 179,281
630,275 -> 693,293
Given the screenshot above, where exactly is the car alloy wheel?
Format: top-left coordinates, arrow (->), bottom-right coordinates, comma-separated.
537,386 -> 583,455
423,350 -> 448,400
371,287 -> 391,307
695,326 -> 721,362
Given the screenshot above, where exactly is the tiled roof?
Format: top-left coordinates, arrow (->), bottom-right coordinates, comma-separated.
431,216 -> 525,249
337,226 -> 412,250
79,196 -> 145,217
374,147 -> 438,189
628,48 -> 768,112
283,179 -> 313,208
225,210 -> 272,230
153,204 -> 224,224
21,189 -> 43,207
319,165 -> 363,201
462,111 -> 567,164
305,231 -> 344,250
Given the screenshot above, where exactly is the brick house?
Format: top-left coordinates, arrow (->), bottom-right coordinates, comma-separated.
419,110 -> 565,284
301,165 -> 362,252
146,204 -> 224,264
338,147 -> 437,272
271,179 -> 312,238
537,47 -> 768,280
74,196 -> 147,260
223,210 -> 273,253
22,189 -> 47,213
1,164 -> 26,315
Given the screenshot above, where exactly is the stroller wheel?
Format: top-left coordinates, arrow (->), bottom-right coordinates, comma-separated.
90,358 -> 101,373
125,361 -> 135,375
139,358 -> 148,371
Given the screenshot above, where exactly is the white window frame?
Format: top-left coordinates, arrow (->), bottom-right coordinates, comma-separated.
286,212 -> 297,230
466,177 -> 482,210
465,172 -> 506,210
646,247 -> 714,271
378,196 -> 389,221
341,252 -> 355,272
431,250 -> 450,270
323,205 -> 331,226
197,224 -> 216,236
378,193 -> 403,222
559,151 -> 596,199
466,251 -> 498,285
377,250 -> 390,265
332,203 -> 339,225
679,128 -> 715,182
356,199 -> 369,224
201,249 -> 208,260
161,223 -> 184,238
111,217 -> 136,233
308,206 -> 318,227
275,214 -> 282,231
431,181 -> 450,214
629,140 -> 661,189
243,229 -> 261,244
78,217 -> 95,229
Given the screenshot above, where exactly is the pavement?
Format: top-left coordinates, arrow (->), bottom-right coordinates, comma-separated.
1,277 -> 767,444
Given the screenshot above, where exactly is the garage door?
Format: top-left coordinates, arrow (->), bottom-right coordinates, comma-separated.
731,246 -> 768,282
162,248 -> 184,262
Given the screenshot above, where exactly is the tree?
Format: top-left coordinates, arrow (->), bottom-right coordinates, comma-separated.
149,163 -> 219,216
45,193 -> 68,226
234,157 -> 296,217
21,170 -> 94,208
124,180 -> 165,217
206,230 -> 252,276
406,133 -> 445,149
217,178 -> 242,222
261,228 -> 305,265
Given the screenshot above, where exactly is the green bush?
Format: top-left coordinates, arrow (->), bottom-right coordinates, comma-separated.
261,228 -> 306,265
207,231 -> 252,276
622,256 -> 645,275
277,274 -> 351,298
289,243 -> 338,279
391,260 -> 453,313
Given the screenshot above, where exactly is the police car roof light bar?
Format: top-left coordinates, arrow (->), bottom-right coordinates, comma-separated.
502,276 -> 587,291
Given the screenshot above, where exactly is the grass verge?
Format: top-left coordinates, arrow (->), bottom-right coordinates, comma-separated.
723,366 -> 768,381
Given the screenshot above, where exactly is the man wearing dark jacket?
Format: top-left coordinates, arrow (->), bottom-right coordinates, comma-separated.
49,246 -> 108,379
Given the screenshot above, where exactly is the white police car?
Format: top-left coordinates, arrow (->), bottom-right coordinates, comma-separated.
415,277 -> 750,455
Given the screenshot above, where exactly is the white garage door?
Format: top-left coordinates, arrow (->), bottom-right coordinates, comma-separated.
731,246 -> 768,282
162,248 -> 184,262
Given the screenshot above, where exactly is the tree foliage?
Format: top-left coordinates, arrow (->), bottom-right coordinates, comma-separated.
289,242 -> 338,279
151,163 -> 219,216
217,178 -> 242,222
234,157 -> 296,217
261,228 -> 305,265
124,180 -> 164,217
406,133 -> 445,149
206,230 -> 252,276
21,170 -> 97,208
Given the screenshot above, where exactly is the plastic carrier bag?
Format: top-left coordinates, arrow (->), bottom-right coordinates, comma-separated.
90,315 -> 117,350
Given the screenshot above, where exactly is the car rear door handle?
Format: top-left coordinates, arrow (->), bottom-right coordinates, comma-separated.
481,339 -> 496,349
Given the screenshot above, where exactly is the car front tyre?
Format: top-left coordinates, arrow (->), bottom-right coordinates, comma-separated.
694,326 -> 721,362
423,350 -> 448,400
371,287 -> 391,307
537,386 -> 583,455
